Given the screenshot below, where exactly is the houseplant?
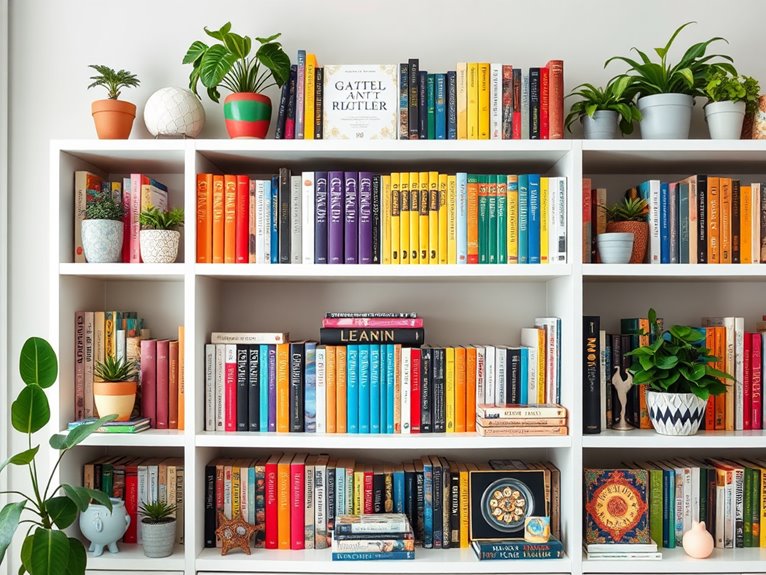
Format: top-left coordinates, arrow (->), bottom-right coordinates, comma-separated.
93,356 -> 138,421
605,21 -> 735,139
139,500 -> 177,558
81,189 -> 124,263
626,309 -> 730,435
703,70 -> 760,139
183,22 -> 291,138
604,197 -> 649,263
0,337 -> 116,575
139,207 -> 184,263
88,65 -> 141,139
565,76 -> 641,138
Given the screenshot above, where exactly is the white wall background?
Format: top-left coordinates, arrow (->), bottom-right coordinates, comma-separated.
6,0 -> 766,569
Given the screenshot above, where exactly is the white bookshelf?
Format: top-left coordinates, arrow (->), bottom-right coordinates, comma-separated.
48,139 -> 766,575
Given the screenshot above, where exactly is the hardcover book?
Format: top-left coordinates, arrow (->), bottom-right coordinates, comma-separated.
584,468 -> 651,544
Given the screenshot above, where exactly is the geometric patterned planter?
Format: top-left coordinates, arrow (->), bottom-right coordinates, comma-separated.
82,219 -> 123,263
140,230 -> 180,263
646,391 -> 708,436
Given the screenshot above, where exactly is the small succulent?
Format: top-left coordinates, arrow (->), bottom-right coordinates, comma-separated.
139,500 -> 177,524
85,189 -> 124,221
604,197 -> 649,222
87,65 -> 140,100
140,207 -> 185,231
94,356 -> 138,382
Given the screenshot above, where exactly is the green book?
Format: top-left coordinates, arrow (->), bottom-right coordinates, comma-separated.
488,175 -> 497,264
102,460 -> 114,498
497,175 -> 507,264
699,467 -> 708,532
478,175 -> 488,264
752,465 -> 762,546
426,74 -> 436,140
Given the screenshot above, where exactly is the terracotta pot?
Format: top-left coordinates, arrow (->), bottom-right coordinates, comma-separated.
607,221 -> 648,263
92,99 -> 137,139
223,92 -> 272,138
93,380 -> 137,421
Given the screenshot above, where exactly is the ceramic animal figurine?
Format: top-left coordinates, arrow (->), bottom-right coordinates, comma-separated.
682,520 -> 714,559
79,498 -> 131,556
611,367 -> 634,430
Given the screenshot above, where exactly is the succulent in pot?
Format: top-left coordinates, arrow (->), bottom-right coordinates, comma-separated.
88,64 -> 141,139
703,69 -> 761,139
565,76 -> 641,139
139,500 -> 177,558
139,207 -> 184,264
603,197 -> 649,263
93,356 -> 139,421
82,189 -> 125,263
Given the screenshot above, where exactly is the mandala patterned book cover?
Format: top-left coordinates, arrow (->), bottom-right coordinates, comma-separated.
584,468 -> 650,544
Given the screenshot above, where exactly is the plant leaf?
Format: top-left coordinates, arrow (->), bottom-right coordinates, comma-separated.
255,43 -> 291,87
0,446 -> 39,474
204,22 -> 231,41
19,337 -> 58,388
62,485 -> 90,513
83,488 -> 113,512
0,501 -> 26,565
20,533 -> 33,574
199,44 -> 237,90
45,497 -> 78,530
11,384 -> 50,434
182,41 -> 208,65
64,538 -> 86,575
255,33 -> 281,44
53,415 -> 118,450
30,528 -> 70,575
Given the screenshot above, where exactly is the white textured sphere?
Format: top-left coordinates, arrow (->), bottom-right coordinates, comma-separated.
143,87 -> 205,138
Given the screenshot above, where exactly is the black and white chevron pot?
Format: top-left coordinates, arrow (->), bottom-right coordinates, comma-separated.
646,391 -> 707,436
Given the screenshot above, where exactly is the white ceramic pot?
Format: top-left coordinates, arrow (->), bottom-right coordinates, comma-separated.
81,220 -> 123,263
140,230 -> 181,263
144,87 -> 205,138
705,100 -> 746,140
79,498 -> 131,556
583,110 -> 619,139
142,519 -> 177,558
638,93 -> 694,139
596,232 -> 634,264
646,391 -> 708,435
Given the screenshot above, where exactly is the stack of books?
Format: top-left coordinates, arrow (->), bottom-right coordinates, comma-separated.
332,514 -> 415,561
472,537 -> 565,560
584,541 -> 661,560
476,404 -> 568,436
68,416 -> 150,434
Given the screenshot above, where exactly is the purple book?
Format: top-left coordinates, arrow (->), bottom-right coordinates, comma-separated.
359,172 -> 374,264
344,172 -> 359,264
314,171 -> 329,264
268,345 -> 277,432
328,171 -> 345,264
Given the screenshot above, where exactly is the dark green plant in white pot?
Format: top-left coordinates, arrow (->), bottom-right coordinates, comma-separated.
139,500 -> 177,558
703,70 -> 760,139
139,207 -> 184,264
565,76 -> 641,139
626,309 -> 731,436
82,189 -> 124,263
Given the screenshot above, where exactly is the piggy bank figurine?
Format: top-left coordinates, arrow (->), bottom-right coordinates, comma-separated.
79,498 -> 131,556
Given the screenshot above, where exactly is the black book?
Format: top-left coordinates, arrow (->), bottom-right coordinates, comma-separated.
449,463 -> 460,545
408,59 -> 419,139
326,460 -> 336,545
732,179 -> 741,263
289,342 -> 305,432
439,456 -> 450,549
582,316 -> 601,434
699,467 -> 708,529
247,345 -> 259,431
507,347 -> 521,403
415,462 -> 425,543
372,467 -> 385,513
275,71 -> 291,139
93,463 -> 102,492
399,63 -> 409,140
431,456 -> 443,548
420,347 -> 432,432
513,68 -> 522,114
529,67 -> 541,139
314,67 -> 324,140
319,328 -> 425,346
697,174 -> 708,264
432,348 -> 446,433
236,345 -> 249,431
418,70 -> 428,140
447,71 -> 457,140
371,175 -> 381,264
204,464 -> 216,547
285,65 -> 298,137
279,167 -> 291,263
403,463 -> 416,536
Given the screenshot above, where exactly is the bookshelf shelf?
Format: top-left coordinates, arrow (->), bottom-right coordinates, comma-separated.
582,263 -> 766,282
582,546 -> 766,573
582,429 -> 766,449
59,263 -> 186,281
70,429 -> 187,447
86,543 -> 186,571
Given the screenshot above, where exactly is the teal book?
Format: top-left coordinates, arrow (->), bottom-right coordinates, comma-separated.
488,174 -> 498,264
497,175 -> 507,264
519,347 -> 528,404
347,345 -> 359,434
247,466 -> 256,526
358,344 -> 370,434
456,172 -> 468,264
393,468 -> 405,513
518,174 -> 529,264
379,343 -> 387,432
662,465 -> 676,548
332,551 -> 414,561
528,174 -> 541,264
386,344 -> 395,434
370,345 -> 381,433
304,342 -> 317,433
259,344 -> 269,432
435,73 -> 446,139
478,175 -> 489,263
426,74 -> 436,139
422,457 -> 434,548
335,465 -> 346,515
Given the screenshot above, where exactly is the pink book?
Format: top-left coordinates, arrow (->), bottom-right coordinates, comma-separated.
290,454 -> 306,550
751,333 -> 762,429
122,177 -> 131,262
224,345 -> 237,432
744,333 -> 752,430
140,339 -> 157,427
321,317 -> 424,328
236,175 -> 249,263
156,340 -> 169,429
410,348 -> 421,433
264,454 -> 280,549
130,174 -> 144,263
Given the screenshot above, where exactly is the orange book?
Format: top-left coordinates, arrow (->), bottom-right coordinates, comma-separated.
335,346 -> 347,433
741,184 -> 753,264
224,175 -> 237,264
277,453 -> 293,549
545,60 -> 564,140
212,175 -> 225,263
177,325 -> 185,430
707,176 -> 720,263
720,177 -> 732,263
276,343 -> 290,432
714,326 -> 725,430
455,347 -> 467,432
325,346 -> 336,433
705,327 -> 716,430
465,347 -> 477,432
467,174 -> 479,263
196,173 -> 213,263
638,318 -> 651,429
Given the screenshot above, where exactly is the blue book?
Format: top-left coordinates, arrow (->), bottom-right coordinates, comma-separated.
267,345 -> 277,432
314,171 -> 329,264
370,345 -> 381,433
270,175 -> 279,263
519,347 -> 528,405
332,551 -> 414,561
304,342 -> 317,433
555,318 -> 562,404
386,345 -> 395,434
518,174 -> 529,264
393,468 -> 405,513
247,467 -> 256,525
422,457 -> 433,548
435,73 -> 447,140
358,344 -> 370,434
259,344 -> 269,431
527,174 -> 541,264
346,345 -> 359,433
662,466 -> 676,548
660,181 -> 670,263
447,71 -> 457,140
344,172 -> 359,264
679,182 -> 690,264
457,172 -> 468,264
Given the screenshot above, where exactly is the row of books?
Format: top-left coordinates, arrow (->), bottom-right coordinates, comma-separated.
83,456 -> 184,546
195,171 -> 569,265
74,171 -> 170,263
203,455 -> 561,551
583,177 -> 766,264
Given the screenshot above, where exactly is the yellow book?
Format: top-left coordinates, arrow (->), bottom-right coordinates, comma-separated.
720,178 -> 732,263
231,464 -> 241,520
445,347 -> 455,433
353,468 -> 364,515
759,461 -> 766,547
400,173 -> 410,264
428,172 -> 439,264
409,172 -> 420,264
419,172 -> 429,263
104,312 -> 116,359
467,63 -> 479,139
478,63 -> 490,139
458,462 -> 469,548
507,175 -> 519,263
304,54 -> 317,140
456,63 -> 467,139
742,185 -> 753,264
391,173 -> 401,264
537,329 -> 546,403
326,346 -> 336,433
277,453 -> 293,549
448,175 -> 458,264
276,343 -> 290,432
540,177 -> 549,264
438,174 -> 448,264
382,175 -> 392,264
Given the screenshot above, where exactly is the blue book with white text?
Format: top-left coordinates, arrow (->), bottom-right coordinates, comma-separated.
304,342 -> 317,432
518,174 -> 529,264
346,345 -> 359,433
370,345 -> 381,433
527,174 -> 541,264
358,344 -> 370,433
519,347 -> 528,405
386,344 -> 395,434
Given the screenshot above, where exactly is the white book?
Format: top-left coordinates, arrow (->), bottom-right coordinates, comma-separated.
521,73 -> 530,139
495,346 -> 506,404
116,329 -> 126,363
255,180 -> 266,264
263,180 -> 272,264
401,347 -> 411,434
149,463 -> 159,504
736,317 -> 745,430
456,173 -> 468,264
535,317 -> 559,404
715,482 -> 725,548
211,332 -> 288,344
314,455 -> 328,549
725,469 -> 734,548
484,346 -> 496,406
690,464 -> 700,523
302,172 -> 315,264
599,329 -> 607,431
475,345 -> 486,407
205,344 -> 215,431
137,462 -> 148,544
304,456 -> 315,549
215,344 -> 225,431
291,175 -> 302,264
555,177 -> 568,263
456,62 -> 467,139
669,182 -> 678,263
489,63 -> 502,140
643,179 -> 662,264
315,346 -> 326,433
526,346 -> 539,404
752,183 -> 761,263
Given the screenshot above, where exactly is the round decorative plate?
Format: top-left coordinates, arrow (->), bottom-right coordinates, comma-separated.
480,477 -> 535,532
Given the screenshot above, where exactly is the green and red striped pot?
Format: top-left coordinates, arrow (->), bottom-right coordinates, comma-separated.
223,92 -> 272,138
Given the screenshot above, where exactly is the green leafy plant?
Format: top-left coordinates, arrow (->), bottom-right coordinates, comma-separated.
604,197 -> 649,222
626,309 -> 731,399
139,500 -> 177,524
87,65 -> 140,100
84,189 -> 123,221
0,337 -> 117,575
605,21 -> 736,98
139,207 -> 185,231
183,22 -> 291,103
704,69 -> 761,113
94,356 -> 138,382
565,76 -> 641,135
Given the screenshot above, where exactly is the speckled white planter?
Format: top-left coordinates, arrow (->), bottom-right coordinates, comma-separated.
82,219 -> 123,263
140,230 -> 180,263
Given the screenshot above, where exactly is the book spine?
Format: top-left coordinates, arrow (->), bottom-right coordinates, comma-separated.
284,65 -> 298,139
295,50 -> 306,139
278,168 -> 291,263
290,459 -> 305,549
236,345 -> 249,431
328,172 -> 344,263
582,316 -> 601,434
289,343 -> 305,432
314,67 -> 324,139
456,63 -> 467,139
319,328 -> 425,346
529,68 -> 540,139
372,175 -> 381,264
301,172 -> 315,264
265,459 -> 278,548
224,345 -> 237,432
408,59 -> 419,139
235,175 -> 249,263
435,74 -> 446,140
419,71 -> 428,140
478,63 -> 490,139
223,175 -> 236,263
248,345 -> 259,431
140,339 -> 157,427
344,172 -> 359,264
547,60 -> 564,139
270,176 -> 279,263
399,63 -> 409,139
275,70 -> 291,139
447,71 -> 457,140
313,172 -> 328,264
291,175 -> 302,264
540,66 -> 549,139
359,172 -> 374,264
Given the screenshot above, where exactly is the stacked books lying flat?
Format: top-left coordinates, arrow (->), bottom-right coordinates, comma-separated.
476,404 -> 567,437
473,538 -> 565,560
584,541 -> 661,560
67,417 -> 150,434
332,514 -> 415,561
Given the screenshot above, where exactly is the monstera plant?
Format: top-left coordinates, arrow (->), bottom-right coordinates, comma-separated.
0,337 -> 116,575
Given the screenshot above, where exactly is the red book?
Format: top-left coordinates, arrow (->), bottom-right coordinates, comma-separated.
546,60 -> 564,140
140,339 -> 157,427
540,66 -> 550,139
235,175 -> 249,263
363,467 -> 374,514
123,459 -> 138,543
156,340 -> 170,429
410,348 -> 421,433
264,454 -> 280,549
168,340 -> 179,429
122,178 -> 131,262
321,317 -> 424,328
743,332 -> 752,430
290,454 -> 306,550
751,332 -> 762,429
224,345 -> 237,432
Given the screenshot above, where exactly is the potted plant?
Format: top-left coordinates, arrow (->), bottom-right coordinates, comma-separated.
139,500 -> 177,558
626,309 -> 730,436
0,337 -> 116,574
565,76 -> 641,139
93,356 -> 138,421
703,70 -> 761,139
88,65 -> 141,139
183,22 -> 291,138
603,197 -> 649,263
82,189 -> 124,263
606,21 -> 735,139
140,207 -> 184,263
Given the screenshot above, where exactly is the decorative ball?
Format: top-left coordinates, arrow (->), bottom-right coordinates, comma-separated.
143,87 -> 205,138
682,521 -> 714,559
